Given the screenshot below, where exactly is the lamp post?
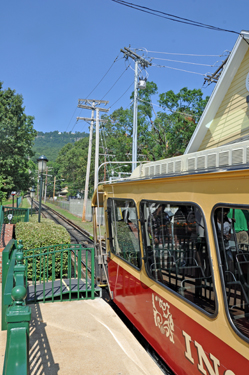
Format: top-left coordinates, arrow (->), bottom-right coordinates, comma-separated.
30,187 -> 35,216
37,155 -> 48,223
11,191 -> 16,208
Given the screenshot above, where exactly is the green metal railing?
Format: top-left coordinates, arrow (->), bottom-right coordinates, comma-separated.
2,206 -> 29,224
16,196 -> 23,208
0,205 -> 29,239
0,206 -> 4,242
2,240 -> 31,375
1,240 -> 98,375
23,244 -> 96,303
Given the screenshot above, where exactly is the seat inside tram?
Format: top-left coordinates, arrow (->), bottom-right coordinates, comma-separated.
213,206 -> 249,339
107,198 -> 249,339
140,201 -> 216,315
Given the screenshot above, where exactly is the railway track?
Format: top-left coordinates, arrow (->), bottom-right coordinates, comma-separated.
33,200 -> 94,246
32,200 -> 100,277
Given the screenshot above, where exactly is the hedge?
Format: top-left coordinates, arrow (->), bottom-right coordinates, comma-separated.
15,218 -> 71,280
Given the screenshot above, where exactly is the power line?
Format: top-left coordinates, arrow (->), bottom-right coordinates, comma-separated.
138,49 -> 230,57
101,64 -> 130,100
65,107 -> 78,132
150,57 -> 221,67
110,0 -> 239,35
66,54 -> 119,132
109,81 -> 134,108
86,54 -> 120,98
152,63 -> 206,76
70,119 -> 79,133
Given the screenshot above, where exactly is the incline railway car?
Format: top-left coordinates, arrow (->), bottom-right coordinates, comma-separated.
93,141 -> 249,375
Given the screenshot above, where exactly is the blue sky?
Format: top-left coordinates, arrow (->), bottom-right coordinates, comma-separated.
1,0 -> 248,134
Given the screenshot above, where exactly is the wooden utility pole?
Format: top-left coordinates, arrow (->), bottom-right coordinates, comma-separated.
120,47 -> 151,171
77,99 -> 109,221
44,167 -> 48,203
99,149 -> 115,182
37,170 -> 39,200
53,176 -> 56,202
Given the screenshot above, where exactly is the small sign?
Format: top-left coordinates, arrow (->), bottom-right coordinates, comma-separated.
7,214 -> 13,223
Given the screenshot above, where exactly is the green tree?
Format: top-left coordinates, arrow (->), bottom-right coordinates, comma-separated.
0,82 -> 37,194
56,138 -> 92,196
152,87 -> 209,158
0,176 -> 7,204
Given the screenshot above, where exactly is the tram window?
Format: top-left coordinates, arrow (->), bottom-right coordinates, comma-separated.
213,206 -> 249,340
140,201 -> 216,314
107,199 -> 141,269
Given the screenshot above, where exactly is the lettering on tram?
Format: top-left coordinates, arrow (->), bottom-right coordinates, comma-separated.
213,206 -> 249,341
140,201 -> 216,314
182,330 -> 236,375
107,198 -> 141,269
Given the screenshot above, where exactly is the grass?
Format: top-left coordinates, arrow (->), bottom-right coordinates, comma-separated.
1,197 -> 16,207
43,201 -> 105,237
20,198 -> 31,209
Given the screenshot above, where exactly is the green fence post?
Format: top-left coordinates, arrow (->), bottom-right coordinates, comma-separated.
25,208 -> 29,223
1,240 -> 16,331
91,248 -> 95,299
14,241 -> 26,291
3,286 -> 31,375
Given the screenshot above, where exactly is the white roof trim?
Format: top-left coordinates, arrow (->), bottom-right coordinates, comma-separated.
185,31 -> 249,154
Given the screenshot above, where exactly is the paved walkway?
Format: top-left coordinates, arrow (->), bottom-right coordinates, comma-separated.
0,290 -> 163,375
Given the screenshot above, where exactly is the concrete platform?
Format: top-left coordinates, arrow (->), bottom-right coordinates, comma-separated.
0,288 -> 163,375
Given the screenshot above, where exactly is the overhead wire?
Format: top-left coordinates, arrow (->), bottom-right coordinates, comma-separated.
70,119 -> 79,133
110,0 -> 239,35
109,81 -> 134,109
66,54 -> 120,132
65,107 -> 78,132
86,53 -> 120,98
152,63 -> 206,76
138,49 -> 231,57
150,57 -> 220,67
101,64 -> 131,100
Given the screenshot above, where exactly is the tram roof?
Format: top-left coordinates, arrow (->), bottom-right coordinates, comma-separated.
92,139 -> 249,206
124,139 -> 249,181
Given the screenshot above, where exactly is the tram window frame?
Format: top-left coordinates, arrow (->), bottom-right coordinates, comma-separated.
140,200 -> 217,317
212,204 -> 249,344
107,198 -> 142,270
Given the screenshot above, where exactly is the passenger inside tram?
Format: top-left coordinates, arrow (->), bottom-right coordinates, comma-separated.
141,201 -> 215,314
214,206 -> 249,339
107,199 -> 141,268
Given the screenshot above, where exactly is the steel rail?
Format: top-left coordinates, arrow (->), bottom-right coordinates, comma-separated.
33,200 -> 95,246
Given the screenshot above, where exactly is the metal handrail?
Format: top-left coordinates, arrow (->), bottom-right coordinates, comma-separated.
2,240 -> 98,375
23,244 -> 96,303
2,240 -> 31,375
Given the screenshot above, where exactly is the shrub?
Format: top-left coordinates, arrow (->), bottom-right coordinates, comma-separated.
16,218 -> 71,280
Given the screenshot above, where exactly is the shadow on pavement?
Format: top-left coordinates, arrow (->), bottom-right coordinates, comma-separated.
29,303 -> 60,375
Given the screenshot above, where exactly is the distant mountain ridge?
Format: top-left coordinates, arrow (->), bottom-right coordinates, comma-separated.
32,130 -> 88,163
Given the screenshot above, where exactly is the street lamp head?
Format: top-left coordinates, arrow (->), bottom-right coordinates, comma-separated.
37,155 -> 48,173
30,186 -> 35,199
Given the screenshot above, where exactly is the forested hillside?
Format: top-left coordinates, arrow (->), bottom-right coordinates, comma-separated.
32,131 -> 88,162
